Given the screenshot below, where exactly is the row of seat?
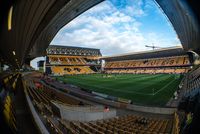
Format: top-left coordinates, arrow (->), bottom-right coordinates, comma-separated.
2,73 -> 20,86
41,85 -> 81,105
46,117 -> 64,134
49,57 -> 87,65
106,68 -> 189,74
184,67 -> 200,93
59,114 -> 173,134
187,77 -> 200,92
172,112 -> 180,134
26,86 -> 54,116
105,56 -> 190,69
51,66 -> 94,75
26,83 -> 81,106
25,79 -> 88,118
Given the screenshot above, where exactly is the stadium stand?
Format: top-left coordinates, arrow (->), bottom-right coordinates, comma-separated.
26,81 -> 83,106
46,45 -> 102,75
51,66 -> 94,75
106,68 -> 189,74
105,56 -> 190,68
184,67 -> 200,94
1,0 -> 200,133
174,65 -> 200,133
59,114 -> 173,134
19,72 -> 176,133
103,47 -> 191,74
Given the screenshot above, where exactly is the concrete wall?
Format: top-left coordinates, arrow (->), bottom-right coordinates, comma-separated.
52,102 -> 116,122
71,92 -> 177,114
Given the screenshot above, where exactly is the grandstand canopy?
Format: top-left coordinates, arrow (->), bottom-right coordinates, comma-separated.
0,0 -> 103,67
47,45 -> 102,57
0,0 -> 200,68
102,46 -> 188,61
155,0 -> 200,54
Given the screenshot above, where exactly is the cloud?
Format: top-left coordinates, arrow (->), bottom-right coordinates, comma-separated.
51,0 -> 180,56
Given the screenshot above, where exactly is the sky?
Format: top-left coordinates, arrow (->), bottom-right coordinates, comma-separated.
31,0 -> 181,69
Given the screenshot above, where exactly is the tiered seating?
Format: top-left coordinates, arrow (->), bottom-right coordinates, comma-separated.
46,117 -> 64,134
104,55 -> 190,74
26,86 -> 53,115
105,56 -> 190,69
41,85 -> 80,105
60,57 -> 86,65
49,57 -> 60,64
59,115 -> 173,134
172,112 -> 180,134
25,80 -> 88,117
58,119 -> 77,134
82,66 -> 95,74
185,67 -> 200,93
49,56 -> 88,65
106,68 -> 189,74
27,83 -> 81,105
51,67 -> 63,75
51,66 -> 94,75
47,54 -> 100,75
2,93 -> 18,132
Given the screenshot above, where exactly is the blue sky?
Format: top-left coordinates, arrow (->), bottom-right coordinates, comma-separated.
51,0 -> 181,55
31,0 -> 181,69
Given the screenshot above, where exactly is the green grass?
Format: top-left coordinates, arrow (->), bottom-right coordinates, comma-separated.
55,74 -> 182,106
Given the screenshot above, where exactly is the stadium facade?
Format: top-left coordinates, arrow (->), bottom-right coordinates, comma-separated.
102,46 -> 192,74
45,45 -> 102,75
46,46 -> 192,75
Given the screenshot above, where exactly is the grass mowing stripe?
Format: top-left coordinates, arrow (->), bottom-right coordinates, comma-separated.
66,79 -> 154,96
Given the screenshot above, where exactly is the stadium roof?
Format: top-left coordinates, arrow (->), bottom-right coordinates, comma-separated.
102,46 -> 188,61
47,45 -> 102,56
155,0 -> 200,54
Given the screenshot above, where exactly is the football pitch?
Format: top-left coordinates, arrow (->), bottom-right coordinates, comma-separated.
55,74 -> 182,106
